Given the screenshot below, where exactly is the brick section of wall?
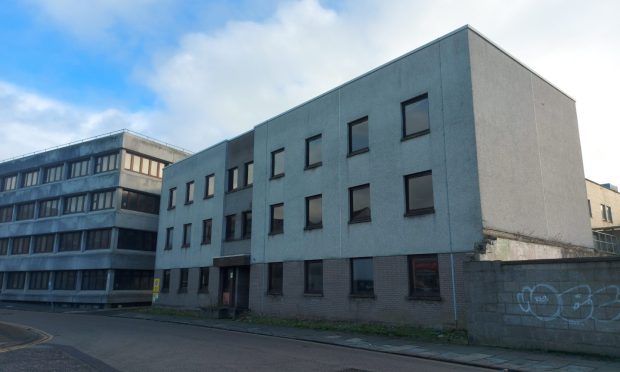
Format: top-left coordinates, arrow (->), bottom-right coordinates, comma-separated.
153,267 -> 220,309
464,257 -> 620,357
248,253 -> 467,329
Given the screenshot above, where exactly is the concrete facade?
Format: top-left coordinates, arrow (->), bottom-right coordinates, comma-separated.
153,26 -> 598,327
464,257 -> 620,357
586,179 -> 620,253
0,131 -> 188,306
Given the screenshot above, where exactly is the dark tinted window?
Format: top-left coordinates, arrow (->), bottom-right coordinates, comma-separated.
16,202 -> 35,220
185,181 -> 194,203
225,215 -> 236,241
118,229 -> 156,251
178,269 -> 188,292
348,117 -> 369,154
405,171 -> 434,215
11,236 -> 30,255
270,203 -> 284,235
351,258 -> 374,296
182,224 -> 192,247
29,271 -> 49,290
82,270 -> 107,290
228,168 -> 238,191
349,184 -> 370,223
165,227 -> 173,250
409,254 -> 440,298
121,189 -> 159,214
0,205 -> 13,222
114,270 -> 153,290
54,271 -> 77,290
202,219 -> 212,244
199,267 -> 209,292
271,148 -> 285,178
242,211 -> 252,239
305,260 -> 323,294
305,135 -> 322,168
402,94 -> 430,138
268,262 -> 283,295
33,234 -> 54,253
59,232 -> 81,251
38,199 -> 59,218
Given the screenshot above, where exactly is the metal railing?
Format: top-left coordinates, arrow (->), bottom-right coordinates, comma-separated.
593,230 -> 620,255
0,129 -> 193,164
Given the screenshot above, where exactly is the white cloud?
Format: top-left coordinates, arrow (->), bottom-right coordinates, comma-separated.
0,81 -> 150,161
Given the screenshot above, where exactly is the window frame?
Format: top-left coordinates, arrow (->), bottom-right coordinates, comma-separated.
165,227 -> 174,250
44,164 -> 64,184
204,174 -> 215,198
178,268 -> 189,293
242,210 -> 252,239
202,219 -> 212,245
227,167 -> 239,192
404,170 -> 435,216
182,223 -> 192,248
305,194 -> 323,230
270,148 -> 285,179
348,184 -> 371,224
185,181 -> 195,204
168,187 -> 177,210
198,267 -> 209,292
94,152 -> 119,174
58,231 -> 82,252
22,169 -> 39,188
244,162 -> 254,187
268,262 -> 283,295
401,93 -> 430,140
162,269 -> 170,292
347,116 -> 369,156
304,260 -> 323,295
16,202 -> 36,221
305,134 -> 322,169
408,254 -> 441,300
225,214 -> 236,241
269,203 -> 284,235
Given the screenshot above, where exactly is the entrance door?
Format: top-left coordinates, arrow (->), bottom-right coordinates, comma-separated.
220,267 -> 236,307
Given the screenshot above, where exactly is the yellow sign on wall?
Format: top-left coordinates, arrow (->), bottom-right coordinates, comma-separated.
153,278 -> 160,293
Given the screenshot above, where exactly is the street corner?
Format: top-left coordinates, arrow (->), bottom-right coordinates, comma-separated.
0,321 -> 51,353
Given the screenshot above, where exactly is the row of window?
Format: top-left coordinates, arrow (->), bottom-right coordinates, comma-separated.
163,171 -> 433,250
587,199 -> 614,222
0,228 -> 156,255
160,267 -> 210,293
0,269 -> 153,291
0,188 -> 159,223
266,255 -> 440,299
0,151 -> 168,194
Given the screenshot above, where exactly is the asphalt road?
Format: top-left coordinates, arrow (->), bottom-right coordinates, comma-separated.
0,309 -> 491,372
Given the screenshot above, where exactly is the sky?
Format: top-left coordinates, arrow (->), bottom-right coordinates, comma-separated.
0,0 -> 618,185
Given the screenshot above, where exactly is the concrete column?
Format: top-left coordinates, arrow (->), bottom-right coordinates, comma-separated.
110,228 -> 119,251
76,271 -> 83,291
53,233 -> 59,253
106,269 -> 114,293
80,230 -> 86,252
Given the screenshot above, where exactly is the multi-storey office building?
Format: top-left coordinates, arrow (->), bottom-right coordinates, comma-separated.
586,179 -> 620,253
0,131 -> 188,306
154,26 -> 596,328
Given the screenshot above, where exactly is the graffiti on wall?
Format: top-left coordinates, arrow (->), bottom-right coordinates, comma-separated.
517,284 -> 620,323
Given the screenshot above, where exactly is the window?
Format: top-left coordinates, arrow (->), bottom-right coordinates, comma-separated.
29,271 -> 50,290
185,181 -> 195,204
54,271 -> 77,290
587,200 -> 592,217
3,174 -> 17,191
202,219 -> 212,245
305,134 -> 322,168
121,189 -> 159,214
601,204 -> 607,221
227,167 -> 238,191
182,223 -> 192,248
113,270 -> 153,290
271,148 -> 285,178
270,203 -> 284,235
608,206 -> 613,223
178,268 -> 189,293
305,194 -> 322,229
91,190 -> 114,211
225,215 -> 236,241
242,211 -> 252,239
0,205 -> 13,223
44,165 -> 63,183
22,170 -> 39,187
405,171 -> 434,216
64,194 -> 86,214
199,267 -> 209,292
59,231 -> 81,252
124,153 -> 165,178
86,229 -> 112,250
348,117 -> 369,155
38,199 -> 59,218
168,188 -> 177,209
95,153 -> 119,173
402,93 -> 430,139
69,159 -> 89,178
409,254 -> 440,299
7,272 -> 26,289
205,174 -> 215,198
351,258 -> 374,296
349,184 -> 371,223
117,229 -> 156,251
11,236 -> 30,255
245,162 -> 254,186
305,260 -> 323,294
82,270 -> 107,290
268,262 -> 283,295
0,239 -> 8,255
16,202 -> 35,221
165,227 -> 174,250
33,234 -> 54,253
162,270 -> 170,292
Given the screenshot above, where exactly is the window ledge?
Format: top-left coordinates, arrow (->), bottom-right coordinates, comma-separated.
269,173 -> 285,181
167,207 -> 176,211
349,293 -> 376,299
184,201 -> 194,205
204,195 -> 214,200
404,207 -> 435,217
303,292 -> 323,297
407,295 -> 442,302
304,162 -> 322,170
268,231 -> 284,236
347,148 -> 369,158
181,244 -> 190,249
200,242 -> 211,246
349,217 -> 371,224
198,289 -> 209,294
161,289 -> 169,293
267,292 -> 283,297
304,224 -> 323,231
177,289 -> 188,294
164,247 -> 173,251
401,129 -> 430,141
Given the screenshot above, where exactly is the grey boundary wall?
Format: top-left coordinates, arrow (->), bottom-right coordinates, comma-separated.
464,257 -> 620,357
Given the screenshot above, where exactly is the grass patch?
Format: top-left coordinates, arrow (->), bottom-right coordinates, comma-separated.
239,314 -> 468,345
137,306 -> 213,319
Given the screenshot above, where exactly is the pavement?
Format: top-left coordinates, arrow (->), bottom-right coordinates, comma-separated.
1,303 -> 620,371
100,308 -> 620,372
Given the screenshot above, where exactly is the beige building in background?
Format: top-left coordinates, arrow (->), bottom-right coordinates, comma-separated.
586,178 -> 620,253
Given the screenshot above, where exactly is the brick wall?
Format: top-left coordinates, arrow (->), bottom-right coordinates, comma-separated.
153,267 -> 220,309
464,257 -> 620,357
248,253 -> 467,329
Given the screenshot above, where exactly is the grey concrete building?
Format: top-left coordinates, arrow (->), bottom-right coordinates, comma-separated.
0,131 -> 188,307
153,26 -> 598,328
